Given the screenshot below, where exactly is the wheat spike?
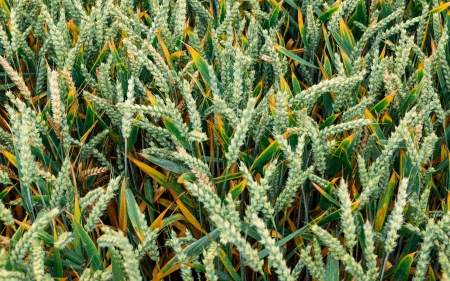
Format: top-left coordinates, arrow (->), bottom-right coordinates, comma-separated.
176,98 -> 186,113
78,167 -> 109,181
46,112 -> 62,140
0,55 -> 31,100
0,165 -> 18,180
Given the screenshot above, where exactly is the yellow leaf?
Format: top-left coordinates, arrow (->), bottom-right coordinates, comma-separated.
0,148 -> 16,167
79,120 -> 98,143
74,184 -> 81,223
173,194 -> 206,234
156,32 -> 174,69
152,261 -> 180,281
429,2 -> 450,14
150,203 -> 172,231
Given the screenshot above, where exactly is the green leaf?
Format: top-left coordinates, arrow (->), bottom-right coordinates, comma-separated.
319,114 -> 339,130
109,41 -> 129,94
327,134 -> 354,176
0,83 -> 16,91
318,181 -> 335,210
429,265 -> 436,281
349,0 -> 368,26
213,172 -> 243,184
213,118 -> 231,150
82,100 -> 96,136
393,253 -> 414,281
269,2 -> 281,28
316,209 -> 341,225
258,225 -> 309,259
178,172 -> 196,183
125,188 -> 144,234
52,248 -> 63,278
400,234 -> 420,259
331,31 -> 353,57
60,249 -> 85,265
324,55 -> 333,78
16,156 -> 33,215
44,257 -> 84,271
127,154 -> 195,209
160,213 -> 187,229
178,171 -> 243,184
319,4 -> 340,21
145,155 -> 190,175
110,248 -> 125,281
356,212 -> 366,251
240,221 -> 261,241
0,186 -> 12,200
186,44 -> 223,92
292,73 -> 302,95
72,219 -> 104,270
89,43 -> 108,74
250,141 -> 280,173
311,181 -> 341,208
154,229 -> 220,280
189,264 -> 232,281
126,116 -> 140,153
127,184 -> 158,212
365,109 -> 386,140
324,254 -> 339,281
370,91 -> 396,116
229,180 -> 246,200
340,50 -> 354,75
339,20 -> 356,52
284,0 -> 298,9
274,45 -> 319,69
253,79 -> 264,98
31,146 -> 60,174
218,249 -> 242,281
163,118 -> 191,150
374,173 -> 397,232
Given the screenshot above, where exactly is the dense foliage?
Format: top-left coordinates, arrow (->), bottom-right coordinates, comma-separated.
0,0 -> 449,280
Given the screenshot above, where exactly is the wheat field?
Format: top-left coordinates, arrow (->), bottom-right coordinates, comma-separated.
0,0 -> 449,280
